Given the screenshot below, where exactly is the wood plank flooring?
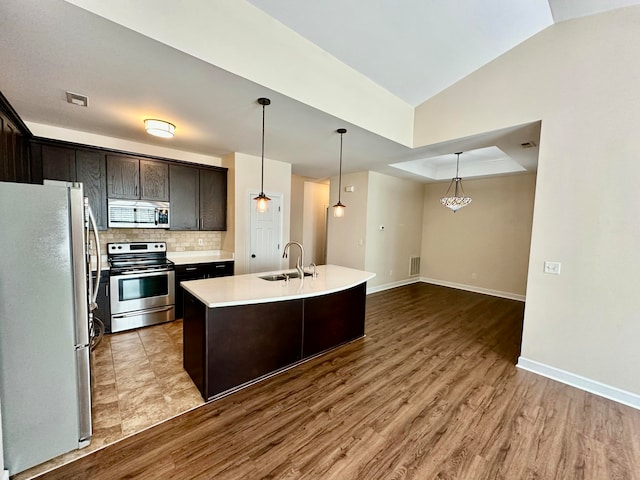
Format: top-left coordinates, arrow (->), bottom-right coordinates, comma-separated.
30,283 -> 640,479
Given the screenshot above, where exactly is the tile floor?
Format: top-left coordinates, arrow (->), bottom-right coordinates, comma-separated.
15,320 -> 204,480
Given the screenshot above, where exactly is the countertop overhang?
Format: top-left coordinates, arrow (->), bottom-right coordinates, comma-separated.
181,264 -> 375,308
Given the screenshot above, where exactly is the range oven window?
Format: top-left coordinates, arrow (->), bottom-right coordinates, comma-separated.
118,275 -> 169,301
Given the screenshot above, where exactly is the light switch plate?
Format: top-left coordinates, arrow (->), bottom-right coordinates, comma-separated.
544,261 -> 561,275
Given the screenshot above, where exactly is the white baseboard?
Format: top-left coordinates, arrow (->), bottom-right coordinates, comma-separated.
420,277 -> 526,302
517,357 -> 640,410
366,277 -> 420,295
2,469 -> 9,480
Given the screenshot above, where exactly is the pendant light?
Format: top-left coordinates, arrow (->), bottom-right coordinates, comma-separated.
440,152 -> 472,212
254,98 -> 271,213
333,128 -> 347,218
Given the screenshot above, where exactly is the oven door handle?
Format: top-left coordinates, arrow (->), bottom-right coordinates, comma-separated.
112,305 -> 174,319
112,268 -> 173,277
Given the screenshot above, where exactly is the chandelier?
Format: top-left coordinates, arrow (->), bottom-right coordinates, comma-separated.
440,152 -> 472,212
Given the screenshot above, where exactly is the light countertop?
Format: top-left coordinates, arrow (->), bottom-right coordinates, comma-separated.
182,264 -> 375,308
167,250 -> 234,265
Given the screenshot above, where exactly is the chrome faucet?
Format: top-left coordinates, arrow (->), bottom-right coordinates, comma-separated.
282,241 -> 304,279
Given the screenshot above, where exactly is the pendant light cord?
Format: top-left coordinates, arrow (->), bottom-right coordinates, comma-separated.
261,102 -> 266,195
338,131 -> 343,203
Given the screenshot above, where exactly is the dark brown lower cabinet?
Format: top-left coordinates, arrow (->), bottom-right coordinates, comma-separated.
302,283 -> 366,358
183,283 -> 367,401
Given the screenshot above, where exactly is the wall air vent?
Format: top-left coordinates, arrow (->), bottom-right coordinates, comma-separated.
520,141 -> 537,148
409,256 -> 421,276
66,91 -> 88,107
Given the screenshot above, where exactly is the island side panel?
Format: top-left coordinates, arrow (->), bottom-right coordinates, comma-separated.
302,282 -> 367,358
206,300 -> 304,399
183,291 -> 207,398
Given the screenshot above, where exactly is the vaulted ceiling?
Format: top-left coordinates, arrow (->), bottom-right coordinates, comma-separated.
1,0 -> 638,180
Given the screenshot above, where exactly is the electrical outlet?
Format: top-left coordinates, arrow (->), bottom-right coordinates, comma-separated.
471,272 -> 477,279
544,261 -> 561,275
198,238 -> 203,246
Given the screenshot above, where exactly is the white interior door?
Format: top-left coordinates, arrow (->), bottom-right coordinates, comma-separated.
248,193 -> 283,273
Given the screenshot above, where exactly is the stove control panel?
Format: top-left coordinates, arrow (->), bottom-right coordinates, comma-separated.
107,242 -> 167,254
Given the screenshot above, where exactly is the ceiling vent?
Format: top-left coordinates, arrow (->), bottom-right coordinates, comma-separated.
520,141 -> 537,149
66,91 -> 88,107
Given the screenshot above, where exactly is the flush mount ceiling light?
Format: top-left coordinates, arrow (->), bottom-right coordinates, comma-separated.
440,152 -> 472,213
333,128 -> 347,218
144,119 -> 175,138
254,98 -> 271,213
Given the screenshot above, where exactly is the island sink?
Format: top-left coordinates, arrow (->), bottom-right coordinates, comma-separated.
259,271 -> 313,281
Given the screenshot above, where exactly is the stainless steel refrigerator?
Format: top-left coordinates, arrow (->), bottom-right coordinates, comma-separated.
0,181 -> 101,474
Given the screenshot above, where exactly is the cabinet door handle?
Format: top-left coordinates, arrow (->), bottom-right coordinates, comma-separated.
215,264 -> 225,269
186,267 -> 198,271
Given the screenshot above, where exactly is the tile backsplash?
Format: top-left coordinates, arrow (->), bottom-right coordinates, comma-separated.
93,229 -> 222,257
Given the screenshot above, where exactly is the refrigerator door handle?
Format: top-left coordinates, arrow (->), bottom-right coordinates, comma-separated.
85,199 -> 101,309
76,345 -> 92,447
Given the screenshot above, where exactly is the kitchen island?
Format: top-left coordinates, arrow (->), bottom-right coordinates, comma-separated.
181,264 -> 375,400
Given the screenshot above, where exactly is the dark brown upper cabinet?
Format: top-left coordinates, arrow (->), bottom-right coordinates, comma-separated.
107,155 -> 168,201
41,145 -> 76,181
140,159 -> 169,201
106,155 -> 141,199
0,93 -> 30,183
169,164 -> 227,231
36,143 -> 108,230
169,164 -> 199,230
76,150 -> 108,230
200,168 -> 227,231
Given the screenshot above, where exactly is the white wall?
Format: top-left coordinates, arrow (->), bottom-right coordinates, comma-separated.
26,122 -> 221,167
414,6 -> 640,397
231,152 -> 291,275
66,0 -> 414,146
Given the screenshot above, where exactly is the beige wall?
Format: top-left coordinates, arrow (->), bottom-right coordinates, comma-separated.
327,171 -> 424,290
231,152 -> 291,275
290,174 -> 306,248
422,173 -> 536,298
365,172 -> 424,289
414,7 -> 640,396
290,175 -> 329,267
302,181 -> 329,266
326,171 -> 369,270
221,153 -> 236,254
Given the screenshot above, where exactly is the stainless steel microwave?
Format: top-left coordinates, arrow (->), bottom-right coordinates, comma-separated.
107,199 -> 170,228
